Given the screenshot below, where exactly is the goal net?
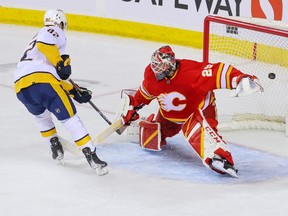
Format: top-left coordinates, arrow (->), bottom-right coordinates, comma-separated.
203,15 -> 288,133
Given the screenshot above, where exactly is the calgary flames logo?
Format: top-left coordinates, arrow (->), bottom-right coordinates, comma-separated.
157,92 -> 186,112
251,0 -> 283,20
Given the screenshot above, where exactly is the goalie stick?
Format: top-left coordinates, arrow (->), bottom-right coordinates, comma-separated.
68,78 -> 122,135
90,103 -> 144,144
92,118 -> 123,144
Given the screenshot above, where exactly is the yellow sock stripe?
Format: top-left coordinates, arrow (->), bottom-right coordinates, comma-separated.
50,84 -> 74,117
41,127 -> 56,137
143,130 -> 158,147
75,134 -> 91,147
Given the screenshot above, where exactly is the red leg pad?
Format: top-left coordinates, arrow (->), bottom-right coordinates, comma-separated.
139,119 -> 161,151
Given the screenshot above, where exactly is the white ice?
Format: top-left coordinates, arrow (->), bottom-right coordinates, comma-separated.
1,24 -> 288,216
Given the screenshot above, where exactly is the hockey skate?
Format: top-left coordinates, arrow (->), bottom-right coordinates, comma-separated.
210,155 -> 238,178
50,137 -> 64,165
82,147 -> 108,176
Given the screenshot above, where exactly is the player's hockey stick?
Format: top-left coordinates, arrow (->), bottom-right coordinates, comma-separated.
68,78 -> 122,135
59,118 -> 124,155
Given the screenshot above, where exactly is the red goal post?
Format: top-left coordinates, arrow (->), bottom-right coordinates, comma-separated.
203,15 -> 288,133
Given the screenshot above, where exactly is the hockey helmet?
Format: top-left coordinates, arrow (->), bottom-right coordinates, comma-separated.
44,9 -> 67,30
151,45 -> 177,81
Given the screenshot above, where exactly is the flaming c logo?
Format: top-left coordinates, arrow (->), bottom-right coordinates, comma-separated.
251,0 -> 283,20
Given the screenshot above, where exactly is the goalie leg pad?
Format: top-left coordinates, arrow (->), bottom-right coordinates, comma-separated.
139,117 -> 161,151
182,109 -> 234,168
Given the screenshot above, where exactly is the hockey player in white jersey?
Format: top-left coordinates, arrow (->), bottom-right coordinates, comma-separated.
14,9 -> 107,175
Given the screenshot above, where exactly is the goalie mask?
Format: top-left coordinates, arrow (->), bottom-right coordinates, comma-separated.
151,45 -> 177,81
44,9 -> 67,30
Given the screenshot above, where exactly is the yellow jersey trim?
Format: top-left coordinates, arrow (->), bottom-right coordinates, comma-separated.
14,72 -> 60,93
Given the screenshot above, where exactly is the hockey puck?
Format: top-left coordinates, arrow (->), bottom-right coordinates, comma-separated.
268,73 -> 276,79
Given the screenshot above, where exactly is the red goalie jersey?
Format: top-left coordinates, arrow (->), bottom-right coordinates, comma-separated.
134,59 -> 243,123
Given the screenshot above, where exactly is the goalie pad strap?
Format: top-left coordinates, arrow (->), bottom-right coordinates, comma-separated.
139,119 -> 161,151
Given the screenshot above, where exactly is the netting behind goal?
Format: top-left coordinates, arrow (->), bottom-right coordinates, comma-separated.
203,15 -> 288,132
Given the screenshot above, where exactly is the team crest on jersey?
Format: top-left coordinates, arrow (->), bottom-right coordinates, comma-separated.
157,92 -> 186,112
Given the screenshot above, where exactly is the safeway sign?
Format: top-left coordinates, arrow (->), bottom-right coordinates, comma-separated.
107,0 -> 287,31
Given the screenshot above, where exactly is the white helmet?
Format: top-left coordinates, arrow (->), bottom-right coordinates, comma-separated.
44,9 -> 67,30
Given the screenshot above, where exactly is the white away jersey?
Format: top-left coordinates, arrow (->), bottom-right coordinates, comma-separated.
14,26 -> 67,82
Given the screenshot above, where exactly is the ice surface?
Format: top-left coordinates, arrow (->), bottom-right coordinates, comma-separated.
1,24 -> 288,216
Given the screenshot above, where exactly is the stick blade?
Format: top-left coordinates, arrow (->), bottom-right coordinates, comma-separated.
93,118 -> 124,144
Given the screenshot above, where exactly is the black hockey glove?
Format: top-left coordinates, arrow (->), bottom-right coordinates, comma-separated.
69,87 -> 92,104
56,54 -> 71,80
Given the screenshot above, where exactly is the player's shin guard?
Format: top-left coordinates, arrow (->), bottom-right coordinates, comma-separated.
182,109 -> 235,174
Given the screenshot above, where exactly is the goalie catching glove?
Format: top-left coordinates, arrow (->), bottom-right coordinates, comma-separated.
56,54 -> 71,80
69,86 -> 92,104
231,74 -> 264,97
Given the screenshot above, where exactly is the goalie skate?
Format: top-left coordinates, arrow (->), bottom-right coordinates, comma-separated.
210,156 -> 238,178
82,147 -> 108,176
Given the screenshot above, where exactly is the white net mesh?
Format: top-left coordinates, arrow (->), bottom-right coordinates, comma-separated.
204,16 -> 288,132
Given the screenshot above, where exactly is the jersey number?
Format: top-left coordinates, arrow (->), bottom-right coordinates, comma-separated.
202,64 -> 213,77
47,28 -> 59,38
